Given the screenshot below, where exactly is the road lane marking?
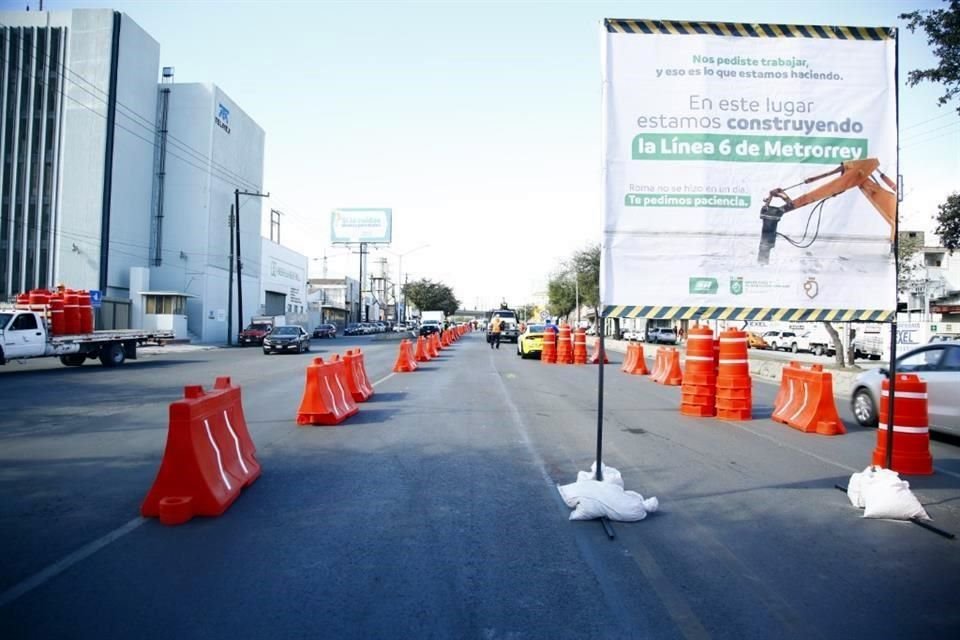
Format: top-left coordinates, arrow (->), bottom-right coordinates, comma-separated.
372,372 -> 395,387
490,350 -> 711,640
0,517 -> 146,608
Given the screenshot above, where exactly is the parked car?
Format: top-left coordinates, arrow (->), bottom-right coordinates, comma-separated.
239,322 -> 272,346
850,340 -> 960,436
653,328 -> 677,345
263,325 -> 311,354
312,323 -> 336,339
621,329 -> 643,341
746,331 -> 768,349
393,323 -> 410,333
762,330 -> 799,352
517,323 -> 548,358
645,326 -> 660,342
374,322 -> 387,333
344,323 -> 363,336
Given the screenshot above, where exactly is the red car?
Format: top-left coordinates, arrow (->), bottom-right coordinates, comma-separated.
239,322 -> 272,346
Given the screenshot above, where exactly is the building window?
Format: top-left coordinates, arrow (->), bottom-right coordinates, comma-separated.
144,295 -> 186,315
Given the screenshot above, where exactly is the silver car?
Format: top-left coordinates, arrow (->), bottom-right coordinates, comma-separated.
850,341 -> 960,437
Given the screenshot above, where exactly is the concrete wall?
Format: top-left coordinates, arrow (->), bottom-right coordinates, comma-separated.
260,238 -> 308,315
152,83 -> 265,343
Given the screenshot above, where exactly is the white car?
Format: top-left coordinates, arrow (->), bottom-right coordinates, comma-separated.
621,329 -> 643,341
851,341 -> 960,436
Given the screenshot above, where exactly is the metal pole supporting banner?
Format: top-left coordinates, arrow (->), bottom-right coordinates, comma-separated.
595,310 -> 605,482
887,29 -> 901,470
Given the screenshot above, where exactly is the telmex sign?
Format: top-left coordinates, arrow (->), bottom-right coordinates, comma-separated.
330,208 -> 392,244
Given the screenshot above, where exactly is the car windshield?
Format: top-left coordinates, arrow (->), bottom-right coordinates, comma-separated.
527,324 -> 546,333
273,326 -> 298,336
245,323 -> 271,331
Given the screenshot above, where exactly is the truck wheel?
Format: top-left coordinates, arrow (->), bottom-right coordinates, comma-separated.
814,345 -> 824,357
791,343 -> 799,353
99,343 -> 126,367
60,354 -> 86,366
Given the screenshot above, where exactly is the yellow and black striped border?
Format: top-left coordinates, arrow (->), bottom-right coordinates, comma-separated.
603,305 -> 893,323
604,19 -> 893,41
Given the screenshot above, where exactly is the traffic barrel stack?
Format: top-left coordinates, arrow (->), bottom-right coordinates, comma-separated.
715,329 -> 752,420
872,374 -> 934,475
771,362 -> 844,435
680,325 -> 716,417
556,325 -> 573,364
541,328 -> 557,364
141,377 -> 261,525
297,356 -> 360,425
587,338 -> 609,364
343,349 -> 374,402
573,329 -> 587,364
414,336 -> 432,362
392,339 -> 419,373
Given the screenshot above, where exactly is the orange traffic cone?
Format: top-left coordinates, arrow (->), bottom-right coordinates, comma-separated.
414,336 -> 431,362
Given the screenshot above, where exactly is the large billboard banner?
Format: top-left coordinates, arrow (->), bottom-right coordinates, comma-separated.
601,20 -> 897,322
330,208 -> 393,244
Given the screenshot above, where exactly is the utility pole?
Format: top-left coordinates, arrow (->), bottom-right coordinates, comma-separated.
227,205 -> 234,346
358,242 -> 367,322
235,188 -> 269,342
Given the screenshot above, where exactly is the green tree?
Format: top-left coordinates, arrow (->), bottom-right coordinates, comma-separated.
546,272 -> 576,318
402,279 -> 460,316
934,193 -> 960,252
901,0 -> 960,116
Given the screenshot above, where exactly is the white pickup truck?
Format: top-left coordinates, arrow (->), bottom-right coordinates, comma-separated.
0,308 -> 174,367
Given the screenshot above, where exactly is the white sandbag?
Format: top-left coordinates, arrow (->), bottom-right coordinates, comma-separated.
861,469 -> 929,521
558,464 -> 659,522
847,466 -> 877,508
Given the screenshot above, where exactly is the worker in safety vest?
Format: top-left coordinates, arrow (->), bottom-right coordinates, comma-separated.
489,315 -> 503,350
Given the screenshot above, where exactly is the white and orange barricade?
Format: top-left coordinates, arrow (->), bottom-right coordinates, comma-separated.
716,329 -> 752,420
872,373 -> 933,475
680,325 -> 716,417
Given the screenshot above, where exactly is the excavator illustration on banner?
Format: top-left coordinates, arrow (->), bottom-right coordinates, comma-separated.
757,158 -> 896,264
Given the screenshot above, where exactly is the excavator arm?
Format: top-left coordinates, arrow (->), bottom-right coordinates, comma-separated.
757,158 -> 897,264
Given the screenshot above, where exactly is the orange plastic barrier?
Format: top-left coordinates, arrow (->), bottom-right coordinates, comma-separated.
297,356 -> 360,426
587,338 -> 609,364
555,325 -> 573,364
872,374 -> 934,475
141,377 -> 261,525
681,325 -> 716,417
441,330 -> 451,347
573,329 -> 587,364
392,339 -> 418,373
621,342 -> 648,375
652,348 -> 682,385
343,349 -> 374,402
716,329 -> 752,420
770,362 -> 843,435
649,347 -> 664,381
541,328 -> 557,364
414,336 -> 432,362
427,333 -> 440,358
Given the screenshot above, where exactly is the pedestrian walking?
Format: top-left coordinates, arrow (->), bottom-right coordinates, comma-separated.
489,315 -> 503,349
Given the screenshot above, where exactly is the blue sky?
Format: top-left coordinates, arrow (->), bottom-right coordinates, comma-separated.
37,0 -> 960,309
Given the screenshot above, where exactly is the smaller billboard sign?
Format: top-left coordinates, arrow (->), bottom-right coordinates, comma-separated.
331,208 -> 392,244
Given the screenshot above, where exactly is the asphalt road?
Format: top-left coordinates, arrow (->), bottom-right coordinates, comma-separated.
1,333 -> 958,638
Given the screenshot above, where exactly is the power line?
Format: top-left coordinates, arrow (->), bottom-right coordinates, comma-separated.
901,111 -> 955,131
0,20 -> 263,192
0,47 -> 264,193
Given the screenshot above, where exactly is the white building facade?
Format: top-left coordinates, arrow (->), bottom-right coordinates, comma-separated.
0,9 -> 159,300
147,82 -> 266,343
